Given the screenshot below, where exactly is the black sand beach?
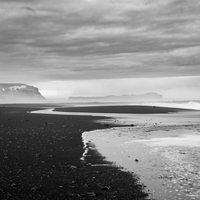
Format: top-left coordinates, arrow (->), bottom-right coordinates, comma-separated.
0,104 -> 151,200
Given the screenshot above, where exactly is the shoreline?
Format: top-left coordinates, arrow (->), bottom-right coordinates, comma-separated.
1,103 -> 199,199
42,104 -> 200,200
0,104 -> 151,199
82,124 -> 200,200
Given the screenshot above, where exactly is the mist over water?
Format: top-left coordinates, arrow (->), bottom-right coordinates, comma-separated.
132,101 -> 200,111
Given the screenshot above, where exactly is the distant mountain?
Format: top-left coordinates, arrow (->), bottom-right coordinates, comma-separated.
68,92 -> 163,103
0,83 -> 46,103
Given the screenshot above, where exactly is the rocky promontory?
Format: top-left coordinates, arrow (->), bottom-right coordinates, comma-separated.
0,83 -> 46,103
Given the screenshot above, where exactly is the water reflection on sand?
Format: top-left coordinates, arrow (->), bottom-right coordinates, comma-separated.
82,113 -> 200,200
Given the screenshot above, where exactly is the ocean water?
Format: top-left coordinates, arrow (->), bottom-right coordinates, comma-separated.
82,112 -> 200,200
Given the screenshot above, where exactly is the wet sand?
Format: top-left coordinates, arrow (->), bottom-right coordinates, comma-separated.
83,125 -> 200,200
0,104 -> 150,200
52,104 -> 200,199
64,106 -> 199,200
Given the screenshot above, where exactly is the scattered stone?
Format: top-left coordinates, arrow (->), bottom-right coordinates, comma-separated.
101,186 -> 111,191
86,192 -> 96,197
0,106 -> 152,199
10,183 -> 17,187
71,181 -> 75,184
69,165 -> 77,169
30,186 -> 38,191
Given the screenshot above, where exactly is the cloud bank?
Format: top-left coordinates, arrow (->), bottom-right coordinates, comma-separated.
1,0 -> 200,101
0,0 -> 200,83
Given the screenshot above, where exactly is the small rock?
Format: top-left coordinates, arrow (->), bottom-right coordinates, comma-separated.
30,186 -> 38,191
69,165 -> 77,169
135,159 -> 139,162
101,186 -> 110,191
87,192 -> 96,197
11,183 -> 17,187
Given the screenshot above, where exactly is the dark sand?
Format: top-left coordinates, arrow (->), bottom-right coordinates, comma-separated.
0,104 -> 151,200
54,105 -> 193,114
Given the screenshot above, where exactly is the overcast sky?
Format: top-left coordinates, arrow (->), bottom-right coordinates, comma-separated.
0,0 -> 200,101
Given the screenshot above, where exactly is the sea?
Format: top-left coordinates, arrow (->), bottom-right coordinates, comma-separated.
32,101 -> 200,200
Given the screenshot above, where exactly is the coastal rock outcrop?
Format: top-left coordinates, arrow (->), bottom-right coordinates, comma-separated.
0,83 -> 46,103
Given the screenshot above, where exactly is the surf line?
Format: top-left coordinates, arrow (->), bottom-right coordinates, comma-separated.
30,107 -> 119,167
80,130 -> 113,167
30,108 -> 114,165
80,131 -> 89,162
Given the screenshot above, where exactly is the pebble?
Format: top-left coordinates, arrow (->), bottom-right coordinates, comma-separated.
101,186 -> 111,191
87,192 -> 96,197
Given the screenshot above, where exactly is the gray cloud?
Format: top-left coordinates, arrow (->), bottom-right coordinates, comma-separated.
0,0 -> 38,2
0,0 -> 200,83
21,6 -> 36,12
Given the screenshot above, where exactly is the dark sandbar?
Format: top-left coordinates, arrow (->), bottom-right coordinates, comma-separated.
0,104 -> 150,200
55,105 -> 193,114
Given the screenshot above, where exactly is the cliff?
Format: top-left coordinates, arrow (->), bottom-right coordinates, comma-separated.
0,83 -> 46,103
